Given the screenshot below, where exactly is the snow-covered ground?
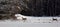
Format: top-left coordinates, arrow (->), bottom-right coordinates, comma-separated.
0,14 -> 60,27
0,20 -> 60,27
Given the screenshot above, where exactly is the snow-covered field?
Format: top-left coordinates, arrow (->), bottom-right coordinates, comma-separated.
0,14 -> 60,27
0,19 -> 60,27
0,20 -> 60,27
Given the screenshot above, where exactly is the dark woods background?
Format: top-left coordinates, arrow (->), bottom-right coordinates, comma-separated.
0,0 -> 60,20
20,0 -> 60,16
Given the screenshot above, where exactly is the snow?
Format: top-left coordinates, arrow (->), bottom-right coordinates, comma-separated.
0,20 -> 59,27
0,14 -> 60,27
